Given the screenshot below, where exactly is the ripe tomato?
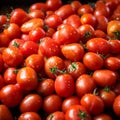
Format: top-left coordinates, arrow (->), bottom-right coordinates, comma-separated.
18,112 -> 41,120
3,67 -> 18,84
55,74 -> 75,98
43,94 -> 62,114
2,46 -> 24,67
44,56 -> 65,79
76,74 -> 96,97
0,75 -> 5,90
0,15 -> 8,28
0,104 -> 13,120
36,78 -> 55,96
0,84 -> 23,107
38,37 -> 61,58
46,111 -> 65,120
83,52 -> 104,70
16,67 -> 38,91
94,30 -> 107,39
0,53 -> 4,72
113,95 -> 120,117
92,69 -> 117,87
65,104 -> 92,120
61,43 -> 84,61
62,96 -> 80,113
19,93 -> 42,113
80,93 -> 104,115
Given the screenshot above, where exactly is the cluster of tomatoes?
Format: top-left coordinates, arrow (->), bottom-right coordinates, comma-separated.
0,0 -> 120,119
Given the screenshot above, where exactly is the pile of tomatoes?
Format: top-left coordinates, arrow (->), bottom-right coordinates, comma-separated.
0,0 -> 120,119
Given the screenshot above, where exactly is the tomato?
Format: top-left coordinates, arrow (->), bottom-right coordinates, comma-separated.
20,18 -> 44,33
83,52 -> 104,70
44,56 -> 65,79
28,27 -> 45,42
77,24 -> 95,43
0,53 -> 4,73
99,87 -> 116,108
36,78 -> 55,96
93,113 -> 113,120
25,54 -> 44,72
107,20 -> 120,39
21,33 -> 30,41
16,67 -> 38,91
0,84 -> 23,107
94,30 -> 107,39
55,74 -> 75,98
46,111 -> 65,120
46,0 -> 62,11
55,4 -> 75,20
0,104 -> 13,120
104,56 -> 120,71
52,24 -> 80,46
19,93 -> 42,113
113,95 -> 120,117
113,83 -> 120,95
80,93 -> 104,115
92,69 -> 117,87
3,67 -> 18,84
86,38 -> 110,55
0,75 -> 5,90
61,43 -> 84,61
20,40 -> 39,58
76,74 -> 96,97
44,27 -> 55,37
2,46 -> 24,67
65,104 -> 92,120
62,96 -> 80,113
80,13 -> 96,27
66,61 -> 86,79
38,37 -> 61,58
18,112 -> 41,120
10,8 -> 30,26
43,94 -> 62,113
45,14 -> 62,29
0,15 -> 8,27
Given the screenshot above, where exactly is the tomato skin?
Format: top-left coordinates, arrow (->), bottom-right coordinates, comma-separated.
113,95 -> 120,117
83,52 -> 104,70
0,104 -> 13,120
0,84 -> 23,107
46,111 -> 65,120
19,93 -> 42,113
0,75 -> 5,90
94,30 -> 107,39
92,69 -> 117,87
0,15 -> 8,28
80,93 -> 104,115
0,53 -> 4,73
18,112 -> 41,120
43,94 -> 62,114
2,46 -> 24,67
16,67 -> 38,91
62,96 -> 80,113
55,74 -> 75,98
65,104 -> 92,120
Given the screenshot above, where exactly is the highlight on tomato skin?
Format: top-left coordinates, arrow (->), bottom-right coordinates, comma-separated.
0,0 -> 120,119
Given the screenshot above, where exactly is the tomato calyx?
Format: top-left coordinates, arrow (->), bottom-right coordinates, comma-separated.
68,62 -> 77,73
77,109 -> 86,120
93,88 -> 99,96
49,114 -> 54,120
103,86 -> 110,92
83,30 -> 92,39
113,30 -> 120,39
12,41 -> 20,48
13,69 -> 19,74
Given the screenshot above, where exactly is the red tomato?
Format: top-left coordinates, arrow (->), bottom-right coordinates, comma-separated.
0,15 -> 8,28
18,112 -> 41,120
3,67 -> 18,84
25,54 -> 44,72
62,96 -> 80,113
38,37 -> 61,58
0,84 -> 23,107
0,75 -> 5,90
16,67 -> 38,91
65,104 -> 92,120
46,111 -> 65,120
61,43 -> 84,61
19,93 -> 42,113
76,74 -> 96,97
0,53 -> 4,72
44,56 -> 65,79
83,52 -> 104,70
55,74 -> 75,98
92,69 -> 117,87
94,30 -> 107,39
2,46 -> 24,67
0,104 -> 13,120
43,94 -> 62,114
52,24 -> 80,46
80,93 -> 104,115
36,78 -> 55,96
113,95 -> 120,117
